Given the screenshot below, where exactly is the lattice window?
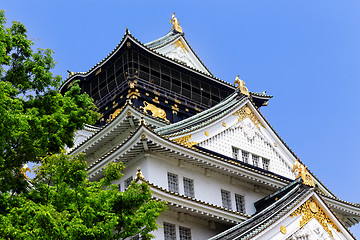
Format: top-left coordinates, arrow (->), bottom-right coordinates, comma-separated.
183,177 -> 194,198
179,226 -> 192,240
252,155 -> 259,167
235,194 -> 245,213
262,158 -> 270,171
124,176 -> 133,189
164,222 -> 176,240
242,151 -> 249,163
168,172 -> 179,193
232,146 -> 239,160
221,189 -> 232,209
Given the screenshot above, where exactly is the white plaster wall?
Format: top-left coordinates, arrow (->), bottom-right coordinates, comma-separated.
152,211 -> 225,240
124,153 -> 268,215
199,118 -> 295,179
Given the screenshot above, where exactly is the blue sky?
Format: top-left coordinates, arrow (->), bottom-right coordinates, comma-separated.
3,0 -> 360,237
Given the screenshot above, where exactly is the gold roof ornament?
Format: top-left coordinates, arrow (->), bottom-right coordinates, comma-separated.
234,75 -> 249,96
292,159 -> 315,187
21,163 -> 31,179
136,166 -> 144,180
67,70 -> 75,77
170,12 -> 183,33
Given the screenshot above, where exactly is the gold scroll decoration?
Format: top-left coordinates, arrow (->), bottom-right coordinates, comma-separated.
140,101 -> 168,121
169,12 -> 183,33
290,198 -> 340,237
232,105 -> 264,129
173,135 -> 197,148
292,159 -> 315,187
172,40 -> 188,52
234,75 -> 249,96
107,107 -> 124,123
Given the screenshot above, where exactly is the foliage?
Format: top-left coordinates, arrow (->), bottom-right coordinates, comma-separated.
0,10 -> 167,239
0,9 -> 99,193
0,153 -> 167,239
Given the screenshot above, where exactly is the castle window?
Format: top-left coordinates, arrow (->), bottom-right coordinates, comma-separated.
235,194 -> 245,213
179,226 -> 192,240
252,155 -> 259,167
124,176 -> 133,189
242,151 -> 249,163
183,177 -> 194,198
164,222 -> 176,240
221,189 -> 232,209
262,158 -> 270,171
232,146 -> 239,160
168,172 -> 179,193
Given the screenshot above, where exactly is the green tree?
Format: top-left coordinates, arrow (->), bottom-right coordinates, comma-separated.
0,10 -> 166,239
0,154 -> 166,239
0,9 -> 98,193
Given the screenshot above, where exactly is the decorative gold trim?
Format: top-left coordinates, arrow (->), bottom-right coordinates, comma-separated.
280,226 -> 286,234
173,135 -> 197,148
107,107 -> 123,122
153,91 -> 160,96
127,89 -> 140,99
153,96 -> 159,104
95,68 -> 102,76
165,100 -> 168,104
232,105 -> 264,129
172,39 -> 188,52
222,122 -> 226,127
292,160 -> 315,187
145,93 -> 149,96
290,198 -> 340,237
205,131 -> 209,136
174,99 -> 181,104
185,108 -> 189,112
140,101 -> 168,121
172,104 -> 179,112
195,107 -> 201,112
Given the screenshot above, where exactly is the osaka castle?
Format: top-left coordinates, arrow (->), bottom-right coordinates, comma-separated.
60,14 -> 359,239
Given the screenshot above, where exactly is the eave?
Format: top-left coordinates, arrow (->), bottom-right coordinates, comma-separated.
146,180 -> 250,224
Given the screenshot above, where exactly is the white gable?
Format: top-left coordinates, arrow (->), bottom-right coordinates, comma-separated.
198,117 -> 296,179
153,37 -> 211,75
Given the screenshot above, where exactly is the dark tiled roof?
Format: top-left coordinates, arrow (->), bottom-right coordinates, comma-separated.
145,29 -> 182,49
210,179 -> 312,240
156,90 -> 247,136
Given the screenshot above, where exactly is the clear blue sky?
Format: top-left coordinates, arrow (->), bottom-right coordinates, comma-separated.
3,0 -> 360,237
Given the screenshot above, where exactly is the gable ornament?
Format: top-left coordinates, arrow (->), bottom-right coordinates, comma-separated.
232,105 -> 264,130
290,198 -> 340,238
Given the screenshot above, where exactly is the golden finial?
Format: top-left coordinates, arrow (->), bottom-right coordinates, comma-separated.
136,166 -> 144,180
20,163 -> 31,179
234,75 -> 249,96
170,12 -> 183,33
67,70 -> 75,77
292,159 -> 315,187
